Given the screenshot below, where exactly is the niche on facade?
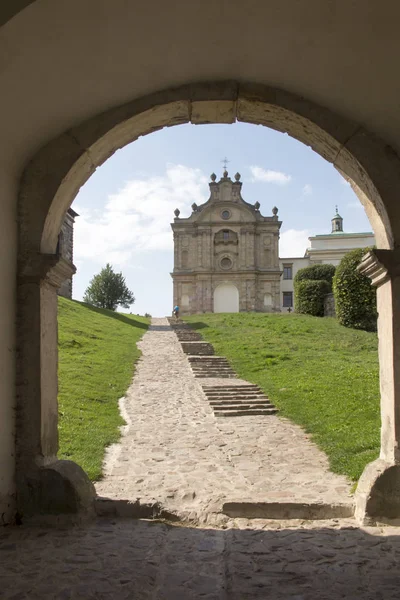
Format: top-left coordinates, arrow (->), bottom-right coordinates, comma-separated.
181,250 -> 189,268
264,293 -> 272,307
181,294 -> 190,307
214,229 -> 238,245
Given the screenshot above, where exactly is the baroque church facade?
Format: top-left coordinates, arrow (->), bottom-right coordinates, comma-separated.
171,170 -> 282,315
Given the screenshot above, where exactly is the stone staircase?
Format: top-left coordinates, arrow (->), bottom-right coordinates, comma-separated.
168,318 -> 279,418
202,384 -> 278,417
188,355 -> 237,378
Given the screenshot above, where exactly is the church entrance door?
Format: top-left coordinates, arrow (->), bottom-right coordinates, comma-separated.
213,284 -> 239,313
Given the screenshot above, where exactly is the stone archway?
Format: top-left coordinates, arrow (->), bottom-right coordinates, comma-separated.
16,81 -> 400,523
213,283 -> 239,313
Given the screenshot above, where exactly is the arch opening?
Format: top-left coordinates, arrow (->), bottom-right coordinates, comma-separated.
16,81 -> 400,523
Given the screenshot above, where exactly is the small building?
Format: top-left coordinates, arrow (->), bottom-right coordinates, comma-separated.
57,207 -> 78,299
278,208 -> 375,311
171,170 -> 282,315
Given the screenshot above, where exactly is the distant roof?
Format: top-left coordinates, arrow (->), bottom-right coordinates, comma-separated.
311,232 -> 374,239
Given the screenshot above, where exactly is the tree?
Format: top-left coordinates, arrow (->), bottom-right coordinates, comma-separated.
83,264 -> 135,311
333,248 -> 377,332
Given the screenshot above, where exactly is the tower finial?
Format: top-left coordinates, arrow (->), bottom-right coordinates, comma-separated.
335,205 -> 338,214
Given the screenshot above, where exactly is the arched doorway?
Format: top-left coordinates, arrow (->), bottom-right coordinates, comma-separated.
213,283 -> 239,313
16,82 -> 400,524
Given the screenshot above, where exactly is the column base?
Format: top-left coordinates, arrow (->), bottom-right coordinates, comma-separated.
17,460 -> 96,521
355,459 -> 400,525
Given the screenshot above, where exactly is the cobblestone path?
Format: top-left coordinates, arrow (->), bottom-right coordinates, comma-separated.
95,318 -> 352,521
2,518 -> 400,599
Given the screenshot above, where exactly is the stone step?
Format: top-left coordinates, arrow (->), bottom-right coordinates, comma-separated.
214,408 -> 278,417
209,399 -> 272,406
181,342 -> 214,355
222,501 -> 354,520
188,357 -> 229,362
190,366 -> 232,369
196,374 -> 237,378
202,385 -> 261,391
211,403 -> 274,410
204,392 -> 265,398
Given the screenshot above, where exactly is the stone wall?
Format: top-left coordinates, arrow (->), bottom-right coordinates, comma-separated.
324,293 -> 336,317
57,208 -> 77,299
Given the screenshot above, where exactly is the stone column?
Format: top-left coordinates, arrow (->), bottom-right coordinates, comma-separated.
355,248 -> 400,523
17,253 -> 95,518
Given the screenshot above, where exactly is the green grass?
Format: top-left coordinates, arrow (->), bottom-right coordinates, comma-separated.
58,297 -> 149,480
184,313 -> 380,481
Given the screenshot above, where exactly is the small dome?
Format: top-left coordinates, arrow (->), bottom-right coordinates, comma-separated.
234,172 -> 241,181
272,206 -> 278,216
210,173 -> 217,181
174,208 -> 180,217
223,169 -> 228,178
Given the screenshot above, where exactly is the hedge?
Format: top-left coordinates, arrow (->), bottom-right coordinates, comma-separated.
295,279 -> 331,317
294,264 -> 336,287
333,248 -> 377,332
294,264 -> 336,317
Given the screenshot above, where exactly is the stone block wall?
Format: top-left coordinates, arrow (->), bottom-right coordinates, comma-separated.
57,208 -> 78,299
324,293 -> 336,317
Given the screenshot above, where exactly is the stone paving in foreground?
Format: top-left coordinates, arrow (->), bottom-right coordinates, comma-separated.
95,317 -> 353,521
2,517 -> 400,599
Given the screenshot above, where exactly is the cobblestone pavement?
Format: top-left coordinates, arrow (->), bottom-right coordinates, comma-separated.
2,517 -> 400,599
95,318 -> 352,521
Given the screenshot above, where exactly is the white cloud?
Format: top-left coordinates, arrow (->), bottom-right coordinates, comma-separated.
279,229 -> 311,258
302,184 -> 313,196
249,165 -> 292,185
73,164 -> 208,267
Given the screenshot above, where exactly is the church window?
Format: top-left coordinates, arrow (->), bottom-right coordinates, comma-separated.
223,230 -> 230,241
220,257 -> 233,270
221,210 -> 231,220
283,264 -> 293,280
282,292 -> 293,307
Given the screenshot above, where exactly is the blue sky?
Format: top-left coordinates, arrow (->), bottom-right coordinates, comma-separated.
72,122 -> 371,316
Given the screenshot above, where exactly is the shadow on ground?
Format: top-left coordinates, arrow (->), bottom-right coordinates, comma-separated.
2,519 -> 400,599
77,301 -> 149,329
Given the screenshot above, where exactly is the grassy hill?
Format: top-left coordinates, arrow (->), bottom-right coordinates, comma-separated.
58,297 -> 149,480
184,313 -> 380,481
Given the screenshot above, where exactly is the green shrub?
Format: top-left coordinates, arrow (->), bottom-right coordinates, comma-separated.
294,264 -> 335,316
294,264 -> 336,287
295,279 -> 331,317
333,248 -> 377,332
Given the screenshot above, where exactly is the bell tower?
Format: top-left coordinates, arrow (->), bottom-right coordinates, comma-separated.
331,206 -> 343,233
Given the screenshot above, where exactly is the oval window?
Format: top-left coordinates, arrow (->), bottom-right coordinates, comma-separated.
221,210 -> 231,220
220,257 -> 232,269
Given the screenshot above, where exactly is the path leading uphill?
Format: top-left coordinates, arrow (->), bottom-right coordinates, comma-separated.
95,317 -> 353,523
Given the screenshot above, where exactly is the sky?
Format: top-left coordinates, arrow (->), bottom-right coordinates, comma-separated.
71,122 -> 371,317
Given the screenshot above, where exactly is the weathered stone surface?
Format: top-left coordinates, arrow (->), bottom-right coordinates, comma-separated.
2,518 -> 400,598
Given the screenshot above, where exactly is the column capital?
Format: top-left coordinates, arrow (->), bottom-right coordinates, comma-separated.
19,253 -> 76,288
358,248 -> 400,287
